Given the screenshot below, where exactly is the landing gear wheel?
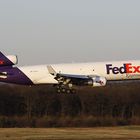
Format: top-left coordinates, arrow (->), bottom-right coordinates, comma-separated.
57,89 -> 61,93
65,89 -> 76,94
71,89 -> 76,94
62,88 -> 66,93
66,89 -> 71,94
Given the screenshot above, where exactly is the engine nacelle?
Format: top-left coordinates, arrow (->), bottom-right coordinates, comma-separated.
0,55 -> 18,66
86,76 -> 107,87
6,55 -> 18,65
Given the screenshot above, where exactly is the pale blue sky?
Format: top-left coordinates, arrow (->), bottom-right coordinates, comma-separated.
0,0 -> 140,65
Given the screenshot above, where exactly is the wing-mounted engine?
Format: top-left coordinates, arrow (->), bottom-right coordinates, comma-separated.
85,76 -> 107,87
0,52 -> 18,66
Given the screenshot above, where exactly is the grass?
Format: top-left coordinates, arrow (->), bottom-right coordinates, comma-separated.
0,126 -> 140,140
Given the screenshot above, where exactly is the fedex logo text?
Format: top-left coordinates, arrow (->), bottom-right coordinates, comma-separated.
106,63 -> 140,74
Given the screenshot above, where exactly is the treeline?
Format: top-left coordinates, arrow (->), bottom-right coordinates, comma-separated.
0,82 -> 140,127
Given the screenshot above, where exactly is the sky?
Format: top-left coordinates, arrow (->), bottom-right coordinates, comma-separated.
0,0 -> 140,66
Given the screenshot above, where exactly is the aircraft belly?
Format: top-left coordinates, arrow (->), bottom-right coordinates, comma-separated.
34,75 -> 58,84
19,66 -> 58,85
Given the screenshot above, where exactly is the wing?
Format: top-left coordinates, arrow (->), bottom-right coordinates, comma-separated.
47,65 -> 107,87
47,65 -> 91,79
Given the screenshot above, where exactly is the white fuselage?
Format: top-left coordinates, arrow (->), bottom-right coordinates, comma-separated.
19,60 -> 140,85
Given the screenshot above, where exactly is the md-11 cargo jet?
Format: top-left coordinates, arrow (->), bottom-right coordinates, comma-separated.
0,51 -> 140,93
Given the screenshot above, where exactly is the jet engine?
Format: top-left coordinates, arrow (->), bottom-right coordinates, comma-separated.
6,55 -> 18,65
85,76 -> 107,87
0,55 -> 18,66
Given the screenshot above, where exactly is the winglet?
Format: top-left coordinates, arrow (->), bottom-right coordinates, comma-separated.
47,65 -> 57,76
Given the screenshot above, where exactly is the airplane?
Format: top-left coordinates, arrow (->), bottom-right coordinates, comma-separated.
0,51 -> 140,94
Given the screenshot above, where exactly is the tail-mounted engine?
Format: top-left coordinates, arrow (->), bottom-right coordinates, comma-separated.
0,53 -> 18,66
6,55 -> 18,65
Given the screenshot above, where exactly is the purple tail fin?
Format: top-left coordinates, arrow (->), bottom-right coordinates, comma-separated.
0,52 -> 14,66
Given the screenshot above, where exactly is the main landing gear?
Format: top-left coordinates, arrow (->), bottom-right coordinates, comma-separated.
55,85 -> 76,94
